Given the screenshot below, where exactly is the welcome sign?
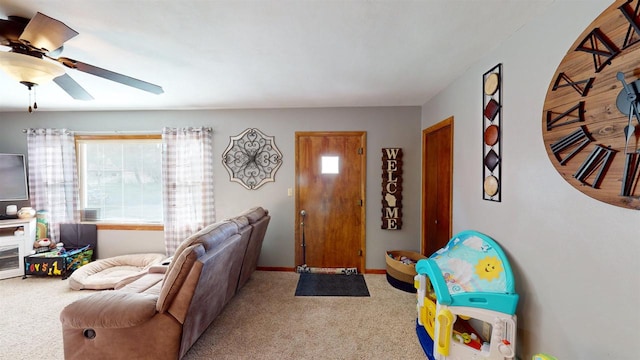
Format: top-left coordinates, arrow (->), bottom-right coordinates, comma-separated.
381,148 -> 403,230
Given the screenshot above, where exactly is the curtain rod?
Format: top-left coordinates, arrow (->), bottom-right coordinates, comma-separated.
22,128 -> 212,134
22,129 -> 162,135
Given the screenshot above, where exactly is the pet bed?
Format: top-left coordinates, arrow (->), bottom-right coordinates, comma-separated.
68,253 -> 167,290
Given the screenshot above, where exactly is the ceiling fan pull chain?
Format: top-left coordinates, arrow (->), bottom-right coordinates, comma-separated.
27,85 -> 38,113
28,86 -> 32,113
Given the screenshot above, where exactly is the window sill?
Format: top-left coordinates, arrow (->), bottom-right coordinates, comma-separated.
82,223 -> 164,231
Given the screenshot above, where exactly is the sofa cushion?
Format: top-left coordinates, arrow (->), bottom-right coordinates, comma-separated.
237,212 -> 270,290
227,215 -> 249,230
236,206 -> 268,224
168,221 -> 238,262
157,243 -> 203,316
116,272 -> 165,295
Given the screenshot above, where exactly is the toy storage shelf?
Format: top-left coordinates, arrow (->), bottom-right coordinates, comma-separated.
0,218 -> 36,280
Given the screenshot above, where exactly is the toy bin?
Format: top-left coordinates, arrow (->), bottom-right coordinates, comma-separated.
386,250 -> 427,293
23,245 -> 93,280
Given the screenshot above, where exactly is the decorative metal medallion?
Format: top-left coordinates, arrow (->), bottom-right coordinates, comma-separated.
222,128 -> 283,190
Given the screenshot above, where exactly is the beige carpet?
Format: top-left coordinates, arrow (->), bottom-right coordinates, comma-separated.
0,271 -> 425,359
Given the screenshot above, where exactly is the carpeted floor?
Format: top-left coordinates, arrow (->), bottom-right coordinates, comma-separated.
0,271 -> 425,359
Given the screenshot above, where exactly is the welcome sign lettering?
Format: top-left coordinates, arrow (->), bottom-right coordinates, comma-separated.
381,148 -> 402,230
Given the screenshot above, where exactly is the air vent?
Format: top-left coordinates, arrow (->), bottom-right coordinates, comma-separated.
81,209 -> 99,221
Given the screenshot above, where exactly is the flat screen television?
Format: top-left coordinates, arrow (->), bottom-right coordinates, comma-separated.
0,153 -> 29,201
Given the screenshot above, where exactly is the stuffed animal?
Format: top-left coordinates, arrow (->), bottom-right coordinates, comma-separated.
33,238 -> 56,249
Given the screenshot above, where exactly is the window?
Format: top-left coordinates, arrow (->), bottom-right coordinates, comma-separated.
321,156 -> 339,174
76,135 -> 163,227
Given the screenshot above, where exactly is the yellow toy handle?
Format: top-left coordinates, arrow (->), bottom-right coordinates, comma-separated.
435,309 -> 454,356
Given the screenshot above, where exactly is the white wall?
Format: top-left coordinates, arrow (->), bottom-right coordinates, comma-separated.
421,1 -> 639,359
0,106 -> 421,270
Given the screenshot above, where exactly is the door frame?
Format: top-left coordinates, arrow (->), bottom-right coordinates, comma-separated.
421,117 -> 453,255
294,131 -> 367,272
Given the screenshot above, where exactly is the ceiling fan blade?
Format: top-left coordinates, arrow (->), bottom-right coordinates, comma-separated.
0,17 -> 26,45
20,12 -> 78,53
57,56 -> 164,94
53,73 -> 94,100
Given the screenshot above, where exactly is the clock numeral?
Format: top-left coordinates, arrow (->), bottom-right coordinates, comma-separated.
552,73 -> 595,97
573,145 -> 616,188
619,0 -> 640,49
550,125 -> 593,165
546,101 -> 585,131
621,151 -> 640,196
575,28 -> 620,73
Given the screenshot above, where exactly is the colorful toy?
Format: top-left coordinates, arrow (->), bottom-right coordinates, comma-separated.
533,355 -> 557,360
415,230 -> 519,360
36,210 -> 49,240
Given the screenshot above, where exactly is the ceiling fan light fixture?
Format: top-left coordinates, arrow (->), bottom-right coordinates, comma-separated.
0,51 -> 64,85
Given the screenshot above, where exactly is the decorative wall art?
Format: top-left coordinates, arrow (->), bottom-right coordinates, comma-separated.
222,128 -> 283,190
381,148 -> 402,229
482,63 -> 502,202
541,0 -> 640,210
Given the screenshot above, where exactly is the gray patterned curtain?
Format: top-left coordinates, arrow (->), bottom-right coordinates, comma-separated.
25,128 -> 79,243
161,127 -> 215,255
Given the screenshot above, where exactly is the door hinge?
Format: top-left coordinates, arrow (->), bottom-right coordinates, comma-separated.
358,249 -> 363,256
359,199 -> 363,206
358,147 -> 363,155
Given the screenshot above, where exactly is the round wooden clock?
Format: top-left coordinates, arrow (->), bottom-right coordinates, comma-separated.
542,0 -> 640,210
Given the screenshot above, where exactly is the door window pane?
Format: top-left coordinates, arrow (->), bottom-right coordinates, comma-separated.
321,156 -> 339,174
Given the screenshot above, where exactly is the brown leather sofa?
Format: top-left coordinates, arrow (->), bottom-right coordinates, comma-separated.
60,207 -> 270,360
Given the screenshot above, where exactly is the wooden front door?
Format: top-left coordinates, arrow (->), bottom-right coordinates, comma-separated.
422,117 -> 453,257
295,132 -> 366,272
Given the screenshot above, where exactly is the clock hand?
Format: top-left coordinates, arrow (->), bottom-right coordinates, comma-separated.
630,92 -> 640,127
617,72 -> 639,152
617,72 -> 640,122
617,72 -> 636,102
625,104 -> 635,154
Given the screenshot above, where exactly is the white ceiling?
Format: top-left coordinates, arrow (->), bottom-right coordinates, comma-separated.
0,0 -> 555,112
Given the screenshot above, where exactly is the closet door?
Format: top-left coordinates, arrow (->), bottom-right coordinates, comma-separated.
422,117 -> 453,257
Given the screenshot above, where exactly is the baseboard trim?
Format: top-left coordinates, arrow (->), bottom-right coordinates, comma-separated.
256,266 -> 387,274
257,266 -> 295,272
365,269 -> 386,274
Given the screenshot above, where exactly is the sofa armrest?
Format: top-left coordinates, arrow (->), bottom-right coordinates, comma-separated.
60,291 -> 158,329
148,264 -> 168,274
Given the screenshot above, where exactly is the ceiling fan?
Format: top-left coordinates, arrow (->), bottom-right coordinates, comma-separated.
0,12 -> 163,109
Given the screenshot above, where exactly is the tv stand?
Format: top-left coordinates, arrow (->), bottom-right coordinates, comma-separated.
0,218 -> 36,279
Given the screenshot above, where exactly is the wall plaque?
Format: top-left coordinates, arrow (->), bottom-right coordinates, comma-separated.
222,128 -> 283,190
381,148 -> 403,230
